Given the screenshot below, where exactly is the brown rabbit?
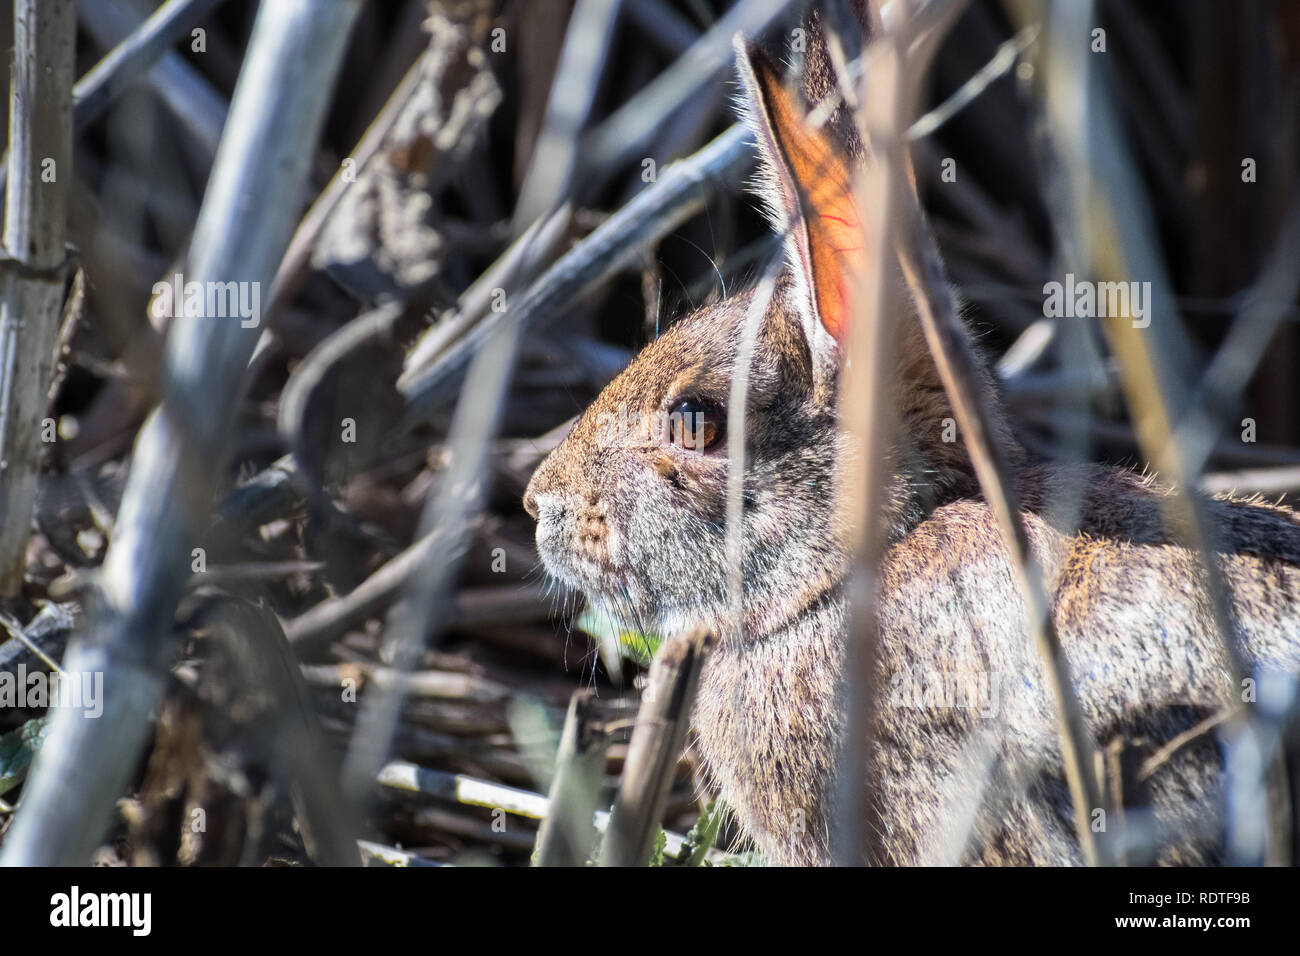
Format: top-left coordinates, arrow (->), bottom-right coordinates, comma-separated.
524,11 -> 1300,865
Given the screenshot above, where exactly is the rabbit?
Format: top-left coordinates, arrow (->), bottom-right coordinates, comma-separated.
523,8 -> 1300,865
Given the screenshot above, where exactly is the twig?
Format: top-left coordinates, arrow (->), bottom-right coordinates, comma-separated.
906,25 -> 1038,141
896,193 -> 1108,865
399,204 -> 573,390
340,283 -> 524,802
513,0 -> 621,231
600,628 -> 714,866
578,0 -> 791,179
190,596 -> 360,866
357,840 -> 448,867
724,257 -> 782,629
399,122 -> 752,424
1025,0 -> 1289,864
886,3 -> 1109,865
377,760 -> 723,863
76,0 -> 228,155
1138,709 -> 1233,784
0,603 -> 77,674
0,0 -> 76,595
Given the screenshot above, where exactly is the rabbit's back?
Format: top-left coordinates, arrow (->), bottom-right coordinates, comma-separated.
696,461 -> 1300,865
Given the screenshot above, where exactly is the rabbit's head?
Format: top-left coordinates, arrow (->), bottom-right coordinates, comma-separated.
525,43 -> 992,642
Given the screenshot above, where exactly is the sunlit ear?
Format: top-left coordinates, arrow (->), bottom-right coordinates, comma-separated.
734,38 -> 864,373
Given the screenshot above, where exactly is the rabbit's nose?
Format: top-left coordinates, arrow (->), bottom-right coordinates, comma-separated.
523,468 -> 549,519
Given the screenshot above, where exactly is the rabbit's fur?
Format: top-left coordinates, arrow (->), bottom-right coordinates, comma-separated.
524,11 -> 1300,865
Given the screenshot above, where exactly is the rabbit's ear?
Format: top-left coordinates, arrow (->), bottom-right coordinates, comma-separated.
735,39 -> 863,375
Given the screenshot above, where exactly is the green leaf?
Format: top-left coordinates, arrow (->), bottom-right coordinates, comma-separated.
574,607 -> 664,667
675,797 -> 726,866
0,716 -> 52,798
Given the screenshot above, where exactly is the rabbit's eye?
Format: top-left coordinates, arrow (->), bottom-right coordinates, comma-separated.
667,399 -> 724,451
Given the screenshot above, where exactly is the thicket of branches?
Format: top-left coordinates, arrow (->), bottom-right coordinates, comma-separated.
0,0 -> 1295,866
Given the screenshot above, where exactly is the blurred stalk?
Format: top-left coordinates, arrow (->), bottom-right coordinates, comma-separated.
1,0 -> 362,866
533,690 -> 608,866
77,0 -> 229,156
886,2 -> 1107,865
513,0 -> 621,231
0,0 -> 76,595
835,2 -> 906,867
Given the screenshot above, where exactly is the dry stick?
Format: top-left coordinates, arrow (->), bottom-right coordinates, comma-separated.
820,0 -> 971,868
896,195 -> 1108,869
0,602 -> 76,674
880,3 -> 1101,872
533,690 -> 609,866
399,122 -> 752,423
0,0 -> 76,596
834,16 -> 906,869
377,760 -> 722,863
905,25 -> 1037,141
399,204 -> 573,390
357,840 -> 448,867
600,628 -> 715,866
341,315 -> 519,800
265,55 -> 427,324
870,0 -> 1107,869
0,0 -> 228,204
724,254 -> 782,633
77,0 -> 228,155
513,0 -> 621,231
579,0 -> 792,180
0,0 -> 363,867
194,598 -> 360,866
1032,0 -> 1286,864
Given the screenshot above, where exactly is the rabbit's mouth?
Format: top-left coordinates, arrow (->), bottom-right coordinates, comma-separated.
532,516 -> 675,628
540,545 -> 640,605
542,550 -> 706,639
533,506 -> 627,596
